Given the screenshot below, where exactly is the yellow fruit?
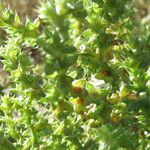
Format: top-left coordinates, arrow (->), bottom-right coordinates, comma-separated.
72,86 -> 83,93
72,79 -> 86,89
54,100 -> 73,116
111,115 -> 121,123
103,49 -> 114,62
120,86 -> 131,98
108,93 -> 121,104
75,97 -> 85,105
96,70 -> 112,79
72,97 -> 86,113
127,93 -> 138,100
110,109 -> 121,123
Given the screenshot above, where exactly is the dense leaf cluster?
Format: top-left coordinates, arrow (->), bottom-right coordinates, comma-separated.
0,0 -> 149,149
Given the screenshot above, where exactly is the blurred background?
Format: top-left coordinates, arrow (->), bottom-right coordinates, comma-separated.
1,0 -> 37,19
1,0 -> 150,23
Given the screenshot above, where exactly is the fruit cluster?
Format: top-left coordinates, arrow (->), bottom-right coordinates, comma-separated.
0,0 -> 149,149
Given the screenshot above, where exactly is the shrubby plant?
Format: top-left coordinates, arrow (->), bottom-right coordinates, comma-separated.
0,0 -> 149,149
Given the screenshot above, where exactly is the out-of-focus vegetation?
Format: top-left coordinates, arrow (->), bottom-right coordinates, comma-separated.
1,0 -> 37,19
1,0 -> 150,22
134,0 -> 150,22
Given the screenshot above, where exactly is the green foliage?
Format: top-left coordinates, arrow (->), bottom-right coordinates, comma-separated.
0,0 -> 149,149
